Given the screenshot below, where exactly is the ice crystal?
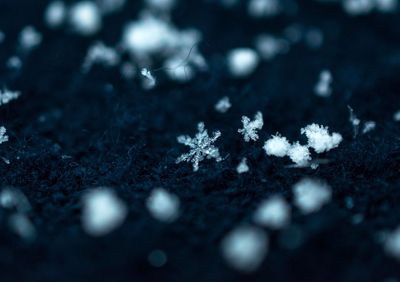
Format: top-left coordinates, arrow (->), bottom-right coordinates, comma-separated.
0,89 -> 20,106
238,111 -> 263,142
263,134 -> 291,157
0,187 -> 31,213
394,110 -> 400,122
301,123 -> 342,153
176,122 -> 222,171
215,96 -> 231,113
0,127 -> 9,144
287,142 -> 311,166
146,188 -> 180,222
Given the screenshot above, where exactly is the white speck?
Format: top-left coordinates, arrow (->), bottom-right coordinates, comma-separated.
83,42 -> 120,71
0,88 -> 20,106
236,158 -> 249,174
148,249 -> 168,267
238,111 -> 264,142
19,26 -> 42,51
253,195 -> 291,229
176,122 -> 222,171
248,0 -> 280,18
287,142 -> 311,166
362,121 -> 376,134
45,1 -> 67,28
0,126 -> 9,144
254,34 -> 289,61
0,187 -> 31,213
81,188 -> 127,236
393,110 -> 400,121
221,226 -> 268,272
8,213 -> 36,241
301,123 -> 343,153
69,1 -> 102,36
384,226 -> 400,260
146,188 -> 180,223
215,96 -> 231,113
293,178 -> 332,214
314,70 -> 332,97
263,134 -> 291,157
141,68 -> 157,89
227,48 -> 259,78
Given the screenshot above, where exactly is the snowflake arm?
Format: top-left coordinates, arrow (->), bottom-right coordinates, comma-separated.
238,111 -> 263,142
176,122 -> 222,171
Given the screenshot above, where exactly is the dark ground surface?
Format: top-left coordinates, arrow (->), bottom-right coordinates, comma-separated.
1,0 -> 400,281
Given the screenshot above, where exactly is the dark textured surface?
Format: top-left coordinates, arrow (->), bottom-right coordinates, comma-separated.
1,0 -> 400,281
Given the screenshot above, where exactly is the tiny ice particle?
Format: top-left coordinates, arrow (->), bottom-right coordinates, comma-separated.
384,227 -> 400,260
0,187 -> 31,213
146,188 -> 180,223
83,42 -> 120,71
227,48 -> 259,78
8,213 -> 36,241
69,1 -> 102,35
19,26 -> 42,51
141,68 -> 157,89
215,96 -> 231,113
176,122 -> 222,171
263,134 -> 291,157
221,226 -> 268,272
287,142 -> 311,166
148,249 -> 168,267
301,123 -> 342,153
362,121 -> 376,134
0,127 -> 9,144
314,70 -> 332,97
236,158 -> 249,174
293,178 -> 332,214
45,1 -> 67,28
0,88 -> 20,106
81,188 -> 127,236
253,195 -> 291,229
393,110 -> 400,121
238,111 -> 264,142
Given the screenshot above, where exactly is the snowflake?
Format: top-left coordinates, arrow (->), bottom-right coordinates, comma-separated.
300,123 -> 342,153
238,111 -> 263,142
0,127 -> 8,144
263,134 -> 290,157
0,89 -> 20,106
176,122 -> 222,171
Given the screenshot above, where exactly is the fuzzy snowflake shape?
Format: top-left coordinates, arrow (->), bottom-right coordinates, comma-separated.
300,123 -> 342,153
176,122 -> 222,171
0,89 -> 20,106
0,127 -> 8,144
238,111 -> 263,142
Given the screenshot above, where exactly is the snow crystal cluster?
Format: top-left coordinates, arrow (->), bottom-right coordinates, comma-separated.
221,226 -> 268,272
253,195 -> 291,229
0,88 -> 20,106
236,158 -> 249,174
263,124 -> 342,166
238,111 -> 264,142
176,122 -> 222,171
215,96 -> 232,113
146,188 -> 180,223
227,48 -> 260,78
314,70 -> 332,97
81,188 -> 127,236
293,178 -> 332,214
0,127 -> 8,144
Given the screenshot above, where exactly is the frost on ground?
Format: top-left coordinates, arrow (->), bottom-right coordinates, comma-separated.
176,122 -> 222,171
221,225 -> 268,272
0,127 -> 9,144
301,123 -> 342,153
384,226 -> 400,260
146,188 -> 180,223
215,96 -> 232,113
253,195 -> 291,229
293,178 -> 332,214
238,111 -> 263,142
81,188 -> 127,236
0,88 -> 20,106
236,157 -> 249,174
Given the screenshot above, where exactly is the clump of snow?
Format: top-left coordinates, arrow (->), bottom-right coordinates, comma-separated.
263,134 -> 291,157
0,127 -> 9,144
227,48 -> 259,78
314,70 -> 332,97
83,42 -> 120,71
238,111 -> 264,142
0,88 -> 20,106
293,178 -> 332,214
69,1 -> 102,35
254,34 -> 289,61
19,26 -> 42,51
176,122 -> 222,171
45,1 -> 67,28
236,158 -> 249,174
248,0 -> 281,18
301,123 -> 343,153
81,188 -> 127,236
253,195 -> 291,229
287,142 -> 311,166
221,226 -> 268,272
384,227 -> 400,260
146,188 -> 180,223
215,96 -> 231,113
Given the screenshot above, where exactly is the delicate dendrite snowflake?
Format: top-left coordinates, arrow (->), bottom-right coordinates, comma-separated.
0,89 -> 20,106
238,111 -> 263,142
176,122 -> 222,171
0,127 -> 8,144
